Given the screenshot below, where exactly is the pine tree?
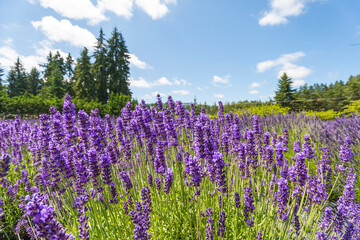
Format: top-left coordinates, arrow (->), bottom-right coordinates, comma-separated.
74,47 -> 95,100
0,64 -> 3,90
27,67 -> 43,96
107,27 -> 131,97
48,67 -> 65,99
41,51 -> 67,98
64,53 -> 75,96
274,73 -> 294,108
93,28 -> 109,103
7,58 -> 28,97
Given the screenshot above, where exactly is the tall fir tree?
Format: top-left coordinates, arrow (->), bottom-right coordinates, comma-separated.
274,73 -> 295,108
107,27 -> 131,96
64,53 -> 75,96
93,28 -> 109,103
27,67 -> 43,96
41,51 -> 67,98
0,64 -> 3,90
47,67 -> 65,98
74,47 -> 95,100
7,58 -> 28,97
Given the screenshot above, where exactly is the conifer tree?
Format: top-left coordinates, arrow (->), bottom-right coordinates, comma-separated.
274,73 -> 294,108
47,67 -> 65,99
27,67 -> 43,96
64,53 -> 75,96
93,28 -> 109,103
107,27 -> 131,96
0,64 -> 3,90
7,58 -> 28,97
74,47 -> 95,100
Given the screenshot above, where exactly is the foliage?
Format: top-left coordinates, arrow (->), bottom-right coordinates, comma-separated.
275,73 -> 295,109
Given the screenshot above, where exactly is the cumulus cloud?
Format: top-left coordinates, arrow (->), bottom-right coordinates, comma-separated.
213,93 -> 224,99
130,77 -> 190,88
259,0 -> 320,26
154,77 -> 172,86
212,75 -> 231,87
98,0 -> 133,19
36,0 -> 107,25
292,79 -> 306,87
32,16 -> 97,48
174,79 -> 192,86
0,39 -> 66,71
257,51 -> 311,87
129,77 -> 152,88
172,90 -> 190,95
250,82 -> 261,89
31,0 -> 176,24
249,90 -> 259,94
143,91 -> 167,100
135,0 -> 175,20
127,53 -> 151,69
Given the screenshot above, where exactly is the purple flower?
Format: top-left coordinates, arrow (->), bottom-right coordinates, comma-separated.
0,153 -> 11,178
257,230 -> 263,240
184,155 -> 202,195
206,208 -> 215,240
276,177 -> 289,221
320,207 -> 333,230
293,140 -> 301,153
217,211 -> 226,237
154,139 -> 167,174
155,178 -> 162,192
130,186 -> 152,240
316,231 -> 328,240
303,134 -> 315,159
120,171 -> 133,193
244,187 -> 255,226
18,193 -> 73,239
234,193 -> 240,209
339,137 -> 353,163
100,154 -> 112,185
212,151 -> 227,194
289,152 -> 308,187
147,173 -> 153,187
164,168 -> 174,194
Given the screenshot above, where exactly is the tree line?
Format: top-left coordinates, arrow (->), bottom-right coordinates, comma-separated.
274,73 -> 360,112
0,27 -> 131,103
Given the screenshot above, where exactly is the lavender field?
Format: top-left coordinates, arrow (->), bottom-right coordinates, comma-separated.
0,94 -> 360,240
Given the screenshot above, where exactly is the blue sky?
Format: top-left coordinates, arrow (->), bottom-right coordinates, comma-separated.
0,0 -> 359,104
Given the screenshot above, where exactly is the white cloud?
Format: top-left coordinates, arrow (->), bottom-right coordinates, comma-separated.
36,0 -> 106,25
32,0 -> 175,24
98,0 -> 133,19
250,82 -> 261,88
174,79 -> 192,86
292,79 -> 306,87
128,53 -> 151,69
172,90 -> 190,95
154,77 -> 172,86
259,0 -> 320,26
135,0 -> 176,20
0,39 -> 66,71
212,75 -> 231,86
32,16 -> 97,48
213,93 -> 224,99
256,51 -> 311,87
249,90 -> 259,94
129,76 -> 190,88
129,77 -> 152,88
143,91 -> 167,100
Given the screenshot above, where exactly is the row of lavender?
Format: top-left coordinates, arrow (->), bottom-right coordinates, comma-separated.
0,94 -> 359,239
